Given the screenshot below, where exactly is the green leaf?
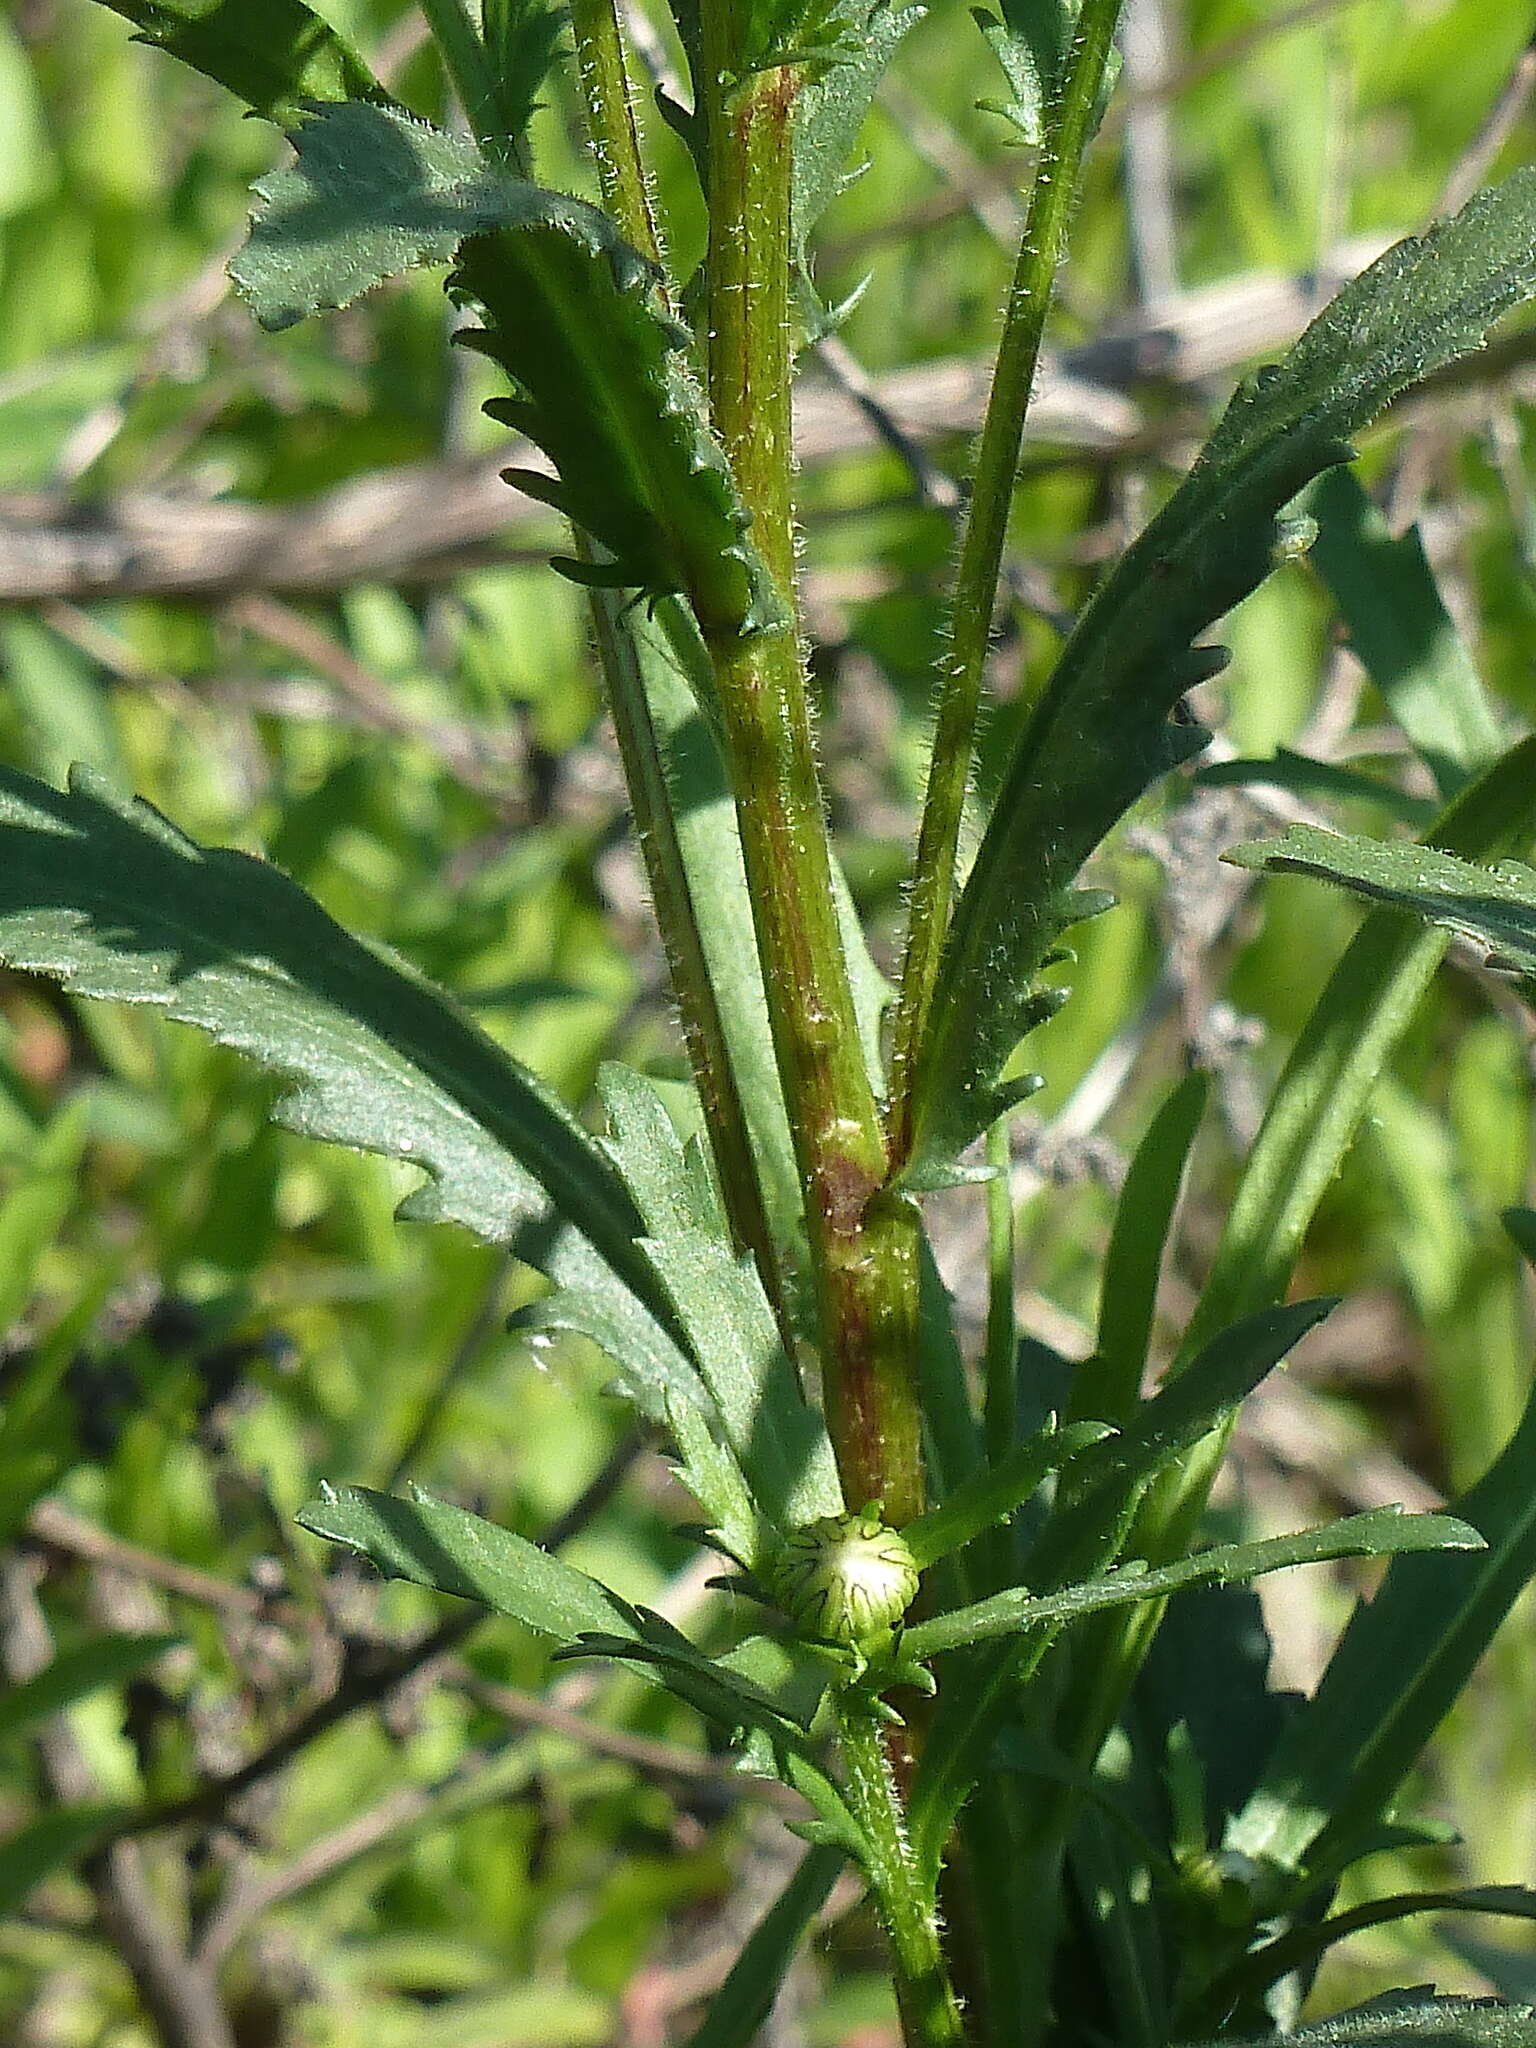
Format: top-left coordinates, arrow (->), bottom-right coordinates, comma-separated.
1068,1071 -> 1209,1431
230,103 -> 535,327
792,4 -> 923,250
903,1509 -> 1481,1660
682,1845 -> 844,2048
0,1099 -> 88,1339
906,169 -> 1536,1179
297,1484 -> 641,1641
1045,732 -> 1536,1822
971,0 -> 1074,144
0,1805 -> 126,1920
1225,825 -> 1536,1002
1305,467 -> 1501,798
0,1633 -> 181,1745
1227,1359 -> 1536,1882
1179,1993 -> 1536,2048
907,1301 -> 1337,1874
0,763 -> 696,1420
902,1417 -> 1111,1570
1502,1206 -> 1536,1270
584,1065 -> 841,1536
231,102 -> 783,638
1195,749 -> 1435,830
480,0 -> 566,150
1206,1887 -> 1536,2017
95,0 -> 384,126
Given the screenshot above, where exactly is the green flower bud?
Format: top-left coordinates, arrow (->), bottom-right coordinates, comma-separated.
770,1509 -> 920,1647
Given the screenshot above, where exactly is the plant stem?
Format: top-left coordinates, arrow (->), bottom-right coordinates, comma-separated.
887,0 -> 1127,1165
838,1699 -> 969,2047
697,34 -> 924,1522
567,0 -> 663,261
566,0 -> 793,1336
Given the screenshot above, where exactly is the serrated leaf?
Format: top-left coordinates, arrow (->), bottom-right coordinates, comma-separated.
971,0 -> 1072,144
231,104 -> 533,329
0,763 -> 698,1418
0,1632 -> 181,1745
792,4 -> 923,251
1179,1993 -> 1536,2048
1225,826 -> 1536,1002
96,0 -> 383,128
231,102 -> 783,639
906,169 -> 1536,1180
903,1508 -> 1481,1659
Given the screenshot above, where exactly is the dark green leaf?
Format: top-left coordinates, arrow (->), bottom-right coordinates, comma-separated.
907,170 -> 1536,1179
0,763 -> 696,1418
1227,1361 -> 1536,1882
1207,1888 -> 1536,2016
480,0 -> 566,149
1069,1071 -> 1209,1430
1225,825 -> 1536,1002
904,1509 -> 1480,1659
683,1845 -> 844,2048
1179,1992 -> 1536,2048
1305,467 -> 1501,798
1502,1206 -> 1536,1270
95,0 -> 383,127
0,1633 -> 181,1745
902,1418 -> 1110,1570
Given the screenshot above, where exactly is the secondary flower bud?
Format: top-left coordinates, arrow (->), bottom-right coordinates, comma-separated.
770,1510 -> 920,1647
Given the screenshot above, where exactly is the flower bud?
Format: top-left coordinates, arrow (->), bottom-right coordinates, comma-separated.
770,1509 -> 920,1647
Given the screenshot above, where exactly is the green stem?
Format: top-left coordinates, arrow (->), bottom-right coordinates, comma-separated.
565,0 -> 793,1335
567,0 -> 664,262
838,1700 -> 969,2048
697,35 -> 923,1522
887,0 -> 1126,1165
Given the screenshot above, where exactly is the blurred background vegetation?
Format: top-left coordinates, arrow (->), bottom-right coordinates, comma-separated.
1,0 -> 1534,2041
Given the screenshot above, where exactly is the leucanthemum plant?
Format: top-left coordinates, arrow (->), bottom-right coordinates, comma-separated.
9,0 -> 1536,2043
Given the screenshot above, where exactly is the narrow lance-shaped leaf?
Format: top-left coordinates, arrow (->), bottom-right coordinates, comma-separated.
1225,826 -> 1536,1004
231,102 -> 784,640
902,1508 -> 1482,1660
95,0 -> 385,127
905,169 -> 1536,1182
544,1065 -> 841,1542
1203,1886 -> 1536,2020
1227,1355 -> 1536,1882
0,764 -> 699,1419
1304,467 -> 1501,798
908,1298 -> 1338,1874
298,1486 -> 851,1840
683,1845 -> 845,2048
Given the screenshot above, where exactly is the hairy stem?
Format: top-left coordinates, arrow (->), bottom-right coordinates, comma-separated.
838,1699 -> 969,2047
697,36 -> 923,1522
567,0 -> 793,1336
887,0 -> 1127,1163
